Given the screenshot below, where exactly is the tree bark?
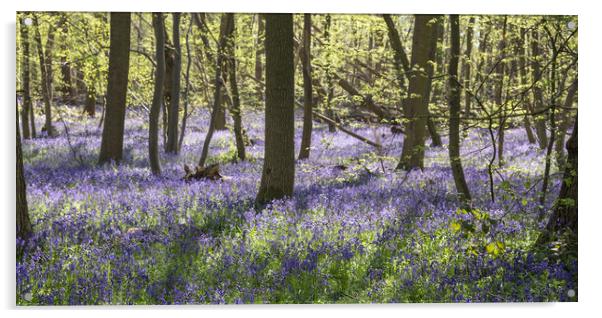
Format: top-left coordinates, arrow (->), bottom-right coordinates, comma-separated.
397,15 -> 438,171
531,29 -> 548,149
323,14 -> 336,132
448,15 -> 472,207
254,14 -> 264,104
462,17 -> 475,116
536,118 -> 577,248
198,13 -> 233,167
179,17 -> 193,151
166,13 -> 181,154
149,13 -> 165,175
518,28 -> 537,144
17,99 -> 33,248
555,79 -> 577,167
424,16 -> 443,147
33,14 -> 57,137
256,13 -> 295,206
495,16 -> 507,165
98,12 -> 131,165
226,14 -> 246,161
298,14 -> 313,160
19,15 -> 32,140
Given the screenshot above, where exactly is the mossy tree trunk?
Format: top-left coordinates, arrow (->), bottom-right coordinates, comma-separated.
149,13 -> 166,175
298,14 -> 313,160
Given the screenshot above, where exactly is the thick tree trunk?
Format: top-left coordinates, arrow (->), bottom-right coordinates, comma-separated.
19,15 -> 32,140
149,13 -> 166,175
256,13 -> 295,206
397,15 -> 438,171
298,14 -> 313,160
17,100 -> 33,248
198,13 -> 233,167
226,15 -> 246,161
166,13 -> 181,154
536,118 -> 577,248
98,13 -> 131,165
448,15 -> 472,207
531,30 -> 548,149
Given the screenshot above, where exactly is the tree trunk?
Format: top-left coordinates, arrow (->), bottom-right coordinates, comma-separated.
17,99 -> 33,249
531,29 -> 548,149
397,15 -> 438,171
254,14 -> 264,104
323,14 -> 336,132
256,13 -> 295,206
149,13 -> 165,175
495,16 -> 507,166
19,15 -> 31,140
555,79 -> 577,167
98,12 -> 131,165
33,15 -> 57,137
298,14 -> 313,160
226,15 -> 246,161
448,14 -> 472,207
198,13 -> 233,167
85,85 -> 96,117
179,17 -> 193,151
517,28 -> 536,144
383,14 -> 410,93
462,17 -> 475,116
424,16 -> 443,147
536,118 -> 577,248
166,13 -> 181,154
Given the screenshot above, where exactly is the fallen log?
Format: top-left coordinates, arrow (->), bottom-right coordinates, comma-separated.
183,163 -> 223,181
335,76 -> 390,119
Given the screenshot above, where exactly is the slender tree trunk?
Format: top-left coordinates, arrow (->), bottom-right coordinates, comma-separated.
256,13 -> 295,206
98,12 -> 131,165
495,16 -> 507,166
462,17 -> 475,116
149,13 -> 165,175
17,100 -> 33,255
85,85 -> 96,117
448,15 -> 472,207
19,15 -> 31,140
33,15 -> 57,137
518,28 -> 537,144
299,14 -> 313,160
397,15 -> 438,171
424,16 -> 443,147
166,13 -> 181,154
179,17 -> 193,151
226,14 -> 246,161
323,14 -> 336,132
254,14 -> 264,104
383,14 -> 410,93
531,29 -> 548,149
198,13 -> 233,167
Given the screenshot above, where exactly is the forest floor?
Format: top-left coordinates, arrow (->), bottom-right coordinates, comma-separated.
17,106 -> 577,304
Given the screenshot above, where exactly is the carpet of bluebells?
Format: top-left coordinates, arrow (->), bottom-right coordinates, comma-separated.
17,106 -> 577,304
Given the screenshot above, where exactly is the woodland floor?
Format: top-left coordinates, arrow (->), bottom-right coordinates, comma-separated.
17,106 -> 577,304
